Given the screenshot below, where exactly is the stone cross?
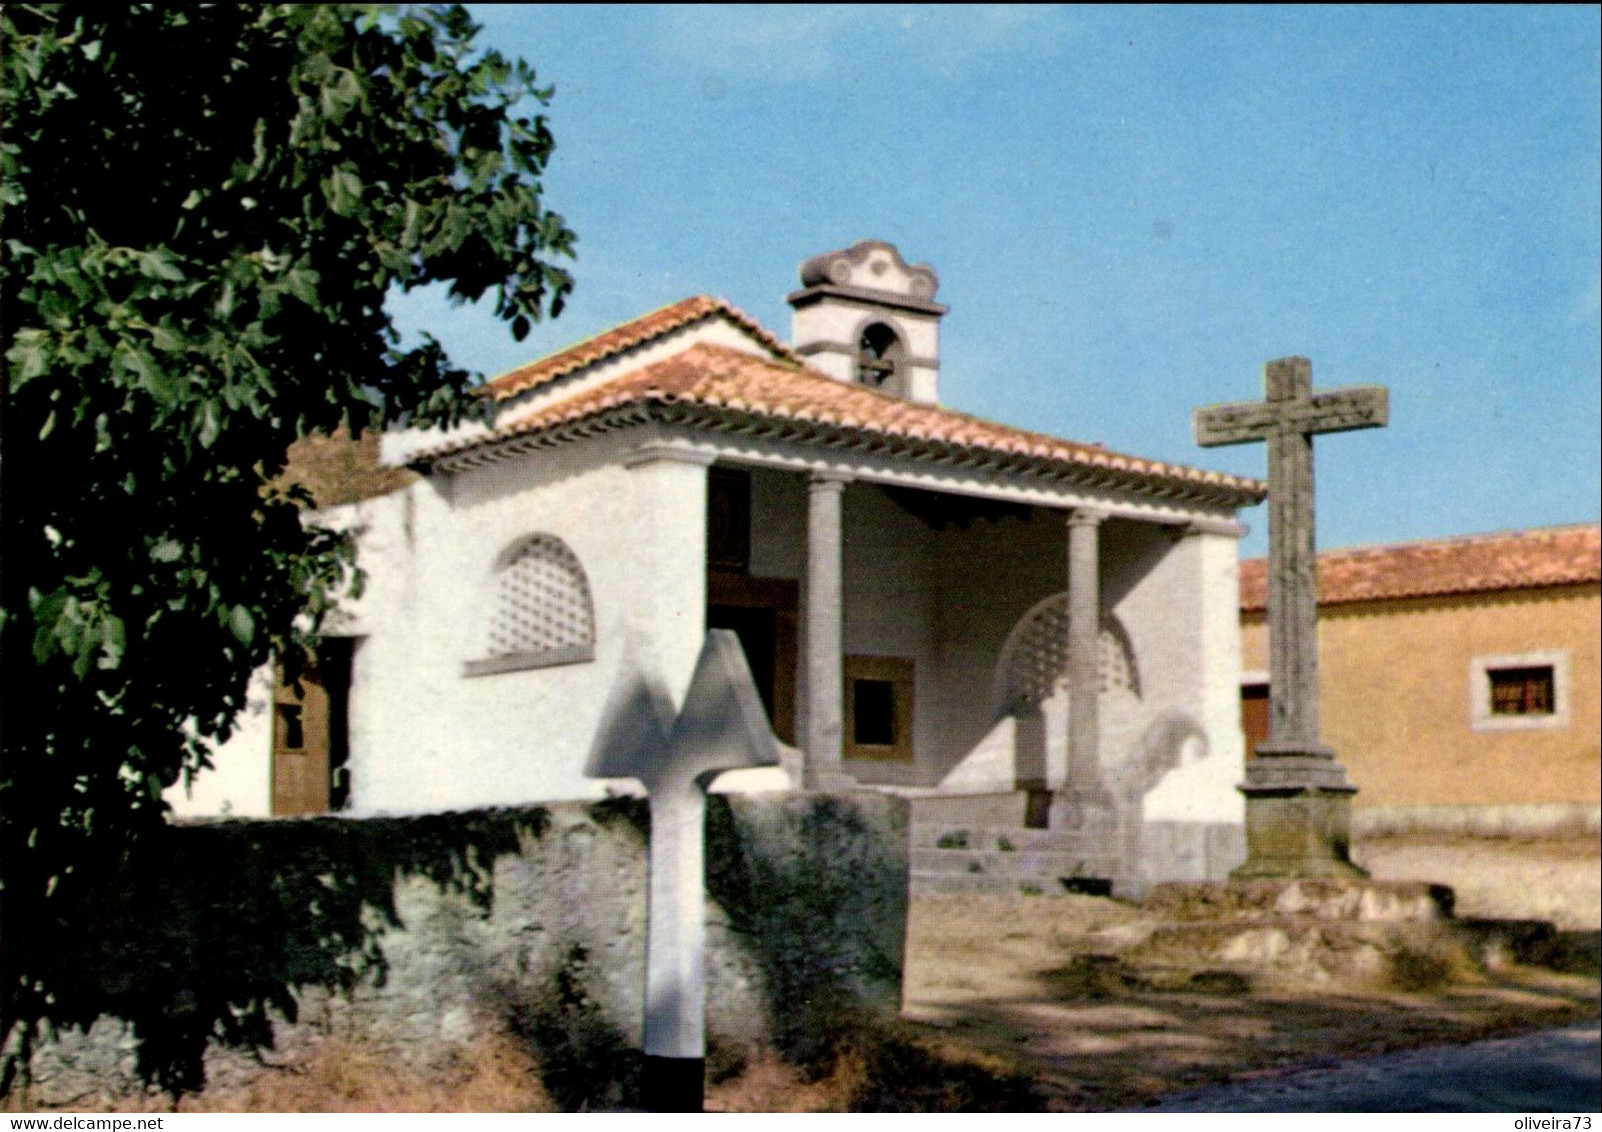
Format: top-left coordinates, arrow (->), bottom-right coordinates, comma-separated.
586,630 -> 780,1112
1194,357 -> 1387,878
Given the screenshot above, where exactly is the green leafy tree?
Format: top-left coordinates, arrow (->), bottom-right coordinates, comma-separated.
0,4 -> 575,1088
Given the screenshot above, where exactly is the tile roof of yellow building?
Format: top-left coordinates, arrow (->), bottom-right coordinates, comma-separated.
1240,523 -> 1601,610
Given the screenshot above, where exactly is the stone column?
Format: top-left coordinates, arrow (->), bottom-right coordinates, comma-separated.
1064,507 -> 1107,802
803,473 -> 850,789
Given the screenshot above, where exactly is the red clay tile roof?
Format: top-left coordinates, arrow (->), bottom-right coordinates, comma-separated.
1240,524 -> 1602,610
422,341 -> 1266,507
482,295 -> 798,401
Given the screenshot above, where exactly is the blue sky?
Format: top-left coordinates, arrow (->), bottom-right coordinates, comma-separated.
396,5 -> 1601,557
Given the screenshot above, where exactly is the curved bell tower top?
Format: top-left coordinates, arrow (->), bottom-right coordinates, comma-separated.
786,240 -> 946,404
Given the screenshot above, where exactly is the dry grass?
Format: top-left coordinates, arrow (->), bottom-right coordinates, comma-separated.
706,1052 -> 855,1113
184,1034 -> 555,1113
54,1034 -> 558,1114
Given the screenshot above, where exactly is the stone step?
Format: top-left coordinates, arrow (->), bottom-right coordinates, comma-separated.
1144,879 -> 1455,924
906,791 -> 1031,828
907,824 -> 1068,852
911,847 -> 1108,875
911,872 -> 1064,897
911,834 -> 1121,901
910,870 -> 1120,897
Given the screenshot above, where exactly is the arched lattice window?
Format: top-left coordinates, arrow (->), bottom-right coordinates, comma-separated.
996,594 -> 1140,709
856,322 -> 904,388
464,534 -> 596,676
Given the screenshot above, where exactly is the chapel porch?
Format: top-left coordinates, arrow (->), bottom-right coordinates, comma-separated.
700,460 -> 1248,892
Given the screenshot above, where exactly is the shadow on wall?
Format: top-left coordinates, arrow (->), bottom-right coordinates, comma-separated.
3,808 -> 545,1097
705,794 -> 908,1071
497,940 -> 640,1112
483,794 -> 912,1108
9,795 -> 911,1111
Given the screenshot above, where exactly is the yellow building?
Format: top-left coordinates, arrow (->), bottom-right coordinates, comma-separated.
1240,524 -> 1600,831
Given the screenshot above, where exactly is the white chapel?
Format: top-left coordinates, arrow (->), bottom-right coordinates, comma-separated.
173,241 -> 1267,891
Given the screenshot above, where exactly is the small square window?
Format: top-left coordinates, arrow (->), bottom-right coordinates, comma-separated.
1470,650 -> 1570,732
844,655 -> 914,762
852,679 -> 897,746
1488,666 -> 1554,716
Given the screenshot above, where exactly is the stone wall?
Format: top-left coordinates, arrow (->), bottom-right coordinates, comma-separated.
17,793 -> 908,1109
1352,802 -> 1600,839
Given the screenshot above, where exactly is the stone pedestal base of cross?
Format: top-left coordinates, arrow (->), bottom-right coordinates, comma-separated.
586,630 -> 781,1113
1195,356 -> 1387,880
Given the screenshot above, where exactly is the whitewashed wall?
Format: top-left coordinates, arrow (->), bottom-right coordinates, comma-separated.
833,483 -> 940,783
923,513 -> 1247,831
924,508 -> 1065,785
340,431 -> 708,814
1120,526 -> 1246,825
168,444 -> 1246,835
166,666 -> 275,818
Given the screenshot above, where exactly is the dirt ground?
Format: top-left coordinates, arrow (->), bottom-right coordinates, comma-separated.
870,836 -> 1602,1112
710,834 -> 1602,1111
892,899 -> 1597,1112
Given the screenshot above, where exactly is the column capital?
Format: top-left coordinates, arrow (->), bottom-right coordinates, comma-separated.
1179,516 -> 1248,539
1066,506 -> 1108,528
808,471 -> 851,493
624,442 -> 716,470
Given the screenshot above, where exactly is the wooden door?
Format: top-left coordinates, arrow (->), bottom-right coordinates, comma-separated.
1240,683 -> 1270,759
270,640 -> 353,815
707,572 -> 797,744
272,661 -> 330,815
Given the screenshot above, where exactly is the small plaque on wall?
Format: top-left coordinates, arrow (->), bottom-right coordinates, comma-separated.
707,467 -> 751,572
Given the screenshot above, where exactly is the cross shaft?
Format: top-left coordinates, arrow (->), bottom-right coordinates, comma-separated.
1194,357 -> 1387,754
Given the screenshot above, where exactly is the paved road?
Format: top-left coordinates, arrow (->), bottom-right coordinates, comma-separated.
1142,1024 -> 1602,1112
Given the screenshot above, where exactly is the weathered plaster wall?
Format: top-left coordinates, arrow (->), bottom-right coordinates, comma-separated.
1241,583 -> 1601,808
22,795 -> 909,1111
